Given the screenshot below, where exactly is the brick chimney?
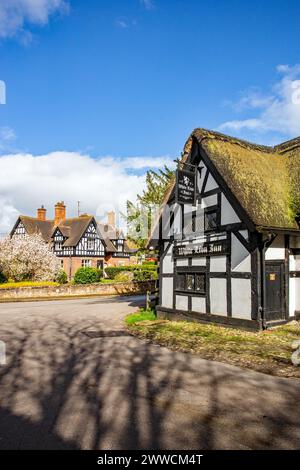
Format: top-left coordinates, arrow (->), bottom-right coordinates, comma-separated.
37,205 -> 47,221
54,201 -> 66,225
107,211 -> 116,228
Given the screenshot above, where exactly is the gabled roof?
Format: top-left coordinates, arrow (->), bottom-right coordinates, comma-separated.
152,128 -> 300,237
11,214 -> 129,253
58,216 -> 94,247
17,216 -> 54,242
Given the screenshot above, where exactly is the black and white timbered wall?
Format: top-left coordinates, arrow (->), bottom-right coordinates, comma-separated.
74,222 -> 105,257
157,144 -> 300,329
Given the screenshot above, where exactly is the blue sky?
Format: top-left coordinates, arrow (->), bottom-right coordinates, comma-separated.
0,0 -> 300,232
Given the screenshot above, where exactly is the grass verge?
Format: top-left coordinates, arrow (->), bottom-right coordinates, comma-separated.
126,309 -> 300,378
125,308 -> 157,325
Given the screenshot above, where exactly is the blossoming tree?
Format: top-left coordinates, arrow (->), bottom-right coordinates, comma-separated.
0,234 -> 60,282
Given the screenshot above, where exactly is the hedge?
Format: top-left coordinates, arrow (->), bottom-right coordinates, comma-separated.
0,271 -> 7,284
134,270 -> 158,281
105,265 -> 158,280
74,267 -> 103,284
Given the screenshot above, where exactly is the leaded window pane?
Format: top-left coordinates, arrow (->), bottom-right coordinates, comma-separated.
176,273 -> 185,291
195,274 -> 205,293
186,274 -> 195,291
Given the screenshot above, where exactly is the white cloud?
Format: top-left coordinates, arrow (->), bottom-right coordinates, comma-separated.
0,151 -> 174,234
0,0 -> 69,41
140,0 -> 155,10
115,17 -> 130,29
0,126 -> 17,153
219,64 -> 300,139
0,126 -> 16,142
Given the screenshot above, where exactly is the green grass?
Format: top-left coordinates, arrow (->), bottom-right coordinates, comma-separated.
0,281 -> 58,289
126,310 -> 300,378
125,308 -> 157,325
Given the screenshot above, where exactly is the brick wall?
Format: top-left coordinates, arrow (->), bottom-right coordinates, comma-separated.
0,280 -> 155,301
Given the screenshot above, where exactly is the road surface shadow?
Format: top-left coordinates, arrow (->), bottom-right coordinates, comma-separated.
0,313 -> 300,449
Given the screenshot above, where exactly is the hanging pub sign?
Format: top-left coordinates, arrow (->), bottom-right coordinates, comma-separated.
175,167 -> 196,205
173,239 -> 229,258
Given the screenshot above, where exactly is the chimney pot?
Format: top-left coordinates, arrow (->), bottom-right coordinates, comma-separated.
55,201 -> 66,225
107,211 -> 116,228
37,206 -> 47,221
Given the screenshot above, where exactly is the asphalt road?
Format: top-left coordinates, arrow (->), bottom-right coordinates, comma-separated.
0,295 -> 300,450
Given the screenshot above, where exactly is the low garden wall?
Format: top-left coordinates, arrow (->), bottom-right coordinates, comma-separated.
0,280 -> 156,301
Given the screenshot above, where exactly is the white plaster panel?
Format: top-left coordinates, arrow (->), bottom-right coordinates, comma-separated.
295,256 -> 300,271
161,277 -> 173,309
239,230 -> 249,242
184,204 -> 196,215
205,173 -> 219,192
210,278 -> 227,316
231,234 -> 251,272
191,258 -> 206,266
295,279 -> 300,311
289,278 -> 296,317
210,256 -> 227,272
192,296 -> 206,313
201,194 -> 218,208
162,243 -> 174,274
231,278 -> 252,319
289,255 -> 295,271
197,162 -> 208,193
221,194 -> 240,225
176,295 -> 188,311
173,203 -> 182,239
265,235 -> 285,260
176,259 -> 189,267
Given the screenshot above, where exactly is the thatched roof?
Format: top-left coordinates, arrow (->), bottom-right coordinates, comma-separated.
193,129 -> 300,229
152,129 -> 300,237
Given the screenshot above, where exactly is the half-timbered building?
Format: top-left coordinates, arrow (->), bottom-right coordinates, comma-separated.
149,129 -> 300,330
11,203 -> 131,278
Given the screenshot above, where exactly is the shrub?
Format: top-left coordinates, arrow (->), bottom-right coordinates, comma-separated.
0,271 -> 7,284
140,264 -> 157,271
73,267 -> 102,284
134,269 -> 158,281
56,269 -> 68,284
105,266 -> 128,279
142,261 -> 156,266
114,271 -> 134,282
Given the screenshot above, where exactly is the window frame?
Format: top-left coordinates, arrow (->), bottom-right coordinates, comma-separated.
175,269 -> 206,296
204,206 -> 220,233
87,238 -> 95,251
81,259 -> 92,268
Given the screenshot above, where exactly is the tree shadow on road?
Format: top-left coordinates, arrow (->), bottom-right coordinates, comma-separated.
0,313 -> 300,449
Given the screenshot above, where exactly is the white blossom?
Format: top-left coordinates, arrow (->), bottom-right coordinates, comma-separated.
0,234 -> 60,282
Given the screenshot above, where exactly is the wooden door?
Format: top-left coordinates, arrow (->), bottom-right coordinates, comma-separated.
265,262 -> 285,321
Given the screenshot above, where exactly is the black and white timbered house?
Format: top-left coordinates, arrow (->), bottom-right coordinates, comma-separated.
11,202 -> 131,277
149,129 -> 300,330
